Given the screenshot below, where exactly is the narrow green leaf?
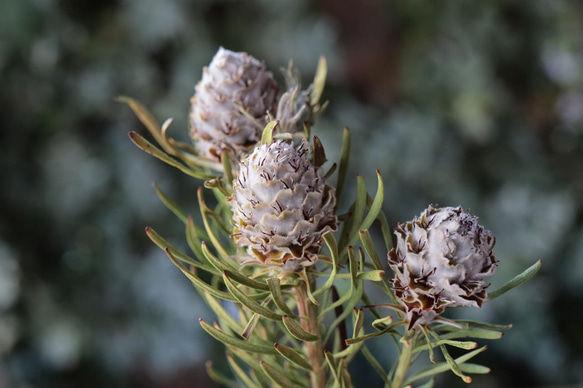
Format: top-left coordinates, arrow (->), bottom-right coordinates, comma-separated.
203,292 -> 245,334
226,353 -> 261,388
488,260 -> 542,300
197,188 -> 231,260
185,216 -> 207,260
344,175 -> 367,248
404,346 -> 488,385
459,363 -> 491,374
202,243 -> 270,291
231,346 -> 309,387
455,321 -> 513,331
324,162 -> 337,179
359,230 -> 383,271
241,312 -> 262,340
313,231 -> 338,296
267,278 -> 295,316
440,344 -> 471,383
336,127 -> 351,206
420,325 -> 436,364
260,120 -> 279,144
324,350 -> 341,386
413,339 -> 477,353
357,270 -> 385,281
206,360 -> 238,388
282,315 -> 319,342
165,249 -> 235,301
274,343 -> 312,371
358,169 -> 384,233
439,329 -> 503,341
199,319 -> 277,354
223,273 -> 282,320
337,308 -> 365,363
221,150 -> 234,187
362,345 -> 389,384
259,361 -> 296,388
152,182 -> 188,224
310,56 -> 327,107
344,326 -> 394,346
128,131 -> 214,179
117,96 -> 165,149
324,247 -> 363,343
145,227 -> 215,272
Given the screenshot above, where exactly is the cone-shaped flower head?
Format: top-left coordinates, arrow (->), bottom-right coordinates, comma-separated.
230,139 -> 337,267
388,205 -> 497,329
190,48 -> 280,163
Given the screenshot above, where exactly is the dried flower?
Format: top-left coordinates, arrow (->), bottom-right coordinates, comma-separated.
189,47 -> 280,163
230,139 -> 337,267
388,205 -> 498,328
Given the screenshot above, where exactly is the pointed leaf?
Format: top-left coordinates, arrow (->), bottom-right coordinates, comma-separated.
313,231 -> 338,296
165,249 -> 235,301
152,182 -> 188,224
357,270 -> 385,281
274,343 -> 312,371
488,260 -> 542,300
267,278 -> 295,316
313,136 -> 327,168
117,96 -> 165,148
259,361 -> 296,388
459,363 -> 491,374
310,56 -> 327,107
145,227 -> 215,272
440,344 -> 471,383
439,329 -> 503,341
223,273 -> 282,320
362,345 -> 389,384
358,169 -> 384,232
404,346 -> 488,385
199,319 -> 277,354
206,361 -> 238,388
222,150 -> 234,187
282,315 -> 319,342
128,131 -> 214,179
260,120 -> 278,144
226,353 -> 261,388
336,127 -> 351,205
456,321 -> 512,331
203,292 -> 245,334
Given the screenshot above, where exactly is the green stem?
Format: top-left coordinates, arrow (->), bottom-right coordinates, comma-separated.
295,279 -> 326,388
391,331 -> 417,388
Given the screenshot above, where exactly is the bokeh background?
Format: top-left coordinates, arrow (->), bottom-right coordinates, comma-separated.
1,0 -> 582,387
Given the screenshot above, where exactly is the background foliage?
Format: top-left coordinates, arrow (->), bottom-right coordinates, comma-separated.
1,0 -> 582,387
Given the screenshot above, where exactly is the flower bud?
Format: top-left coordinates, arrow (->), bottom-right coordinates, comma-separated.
190,48 -> 280,163
388,205 -> 497,328
230,139 -> 337,267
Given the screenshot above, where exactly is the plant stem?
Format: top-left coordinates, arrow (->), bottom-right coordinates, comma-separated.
295,279 -> 326,388
391,331 -> 417,388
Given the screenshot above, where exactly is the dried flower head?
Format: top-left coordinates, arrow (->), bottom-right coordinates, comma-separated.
230,139 -> 337,267
388,205 -> 498,329
189,47 -> 280,163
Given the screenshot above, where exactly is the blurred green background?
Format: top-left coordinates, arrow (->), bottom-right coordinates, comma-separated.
1,0 -> 582,387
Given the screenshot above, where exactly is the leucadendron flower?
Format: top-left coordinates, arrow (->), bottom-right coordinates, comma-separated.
230,139 -> 337,268
388,205 -> 498,329
189,47 -> 280,163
